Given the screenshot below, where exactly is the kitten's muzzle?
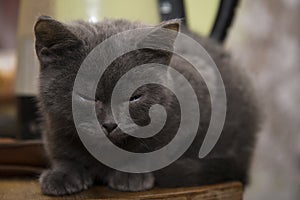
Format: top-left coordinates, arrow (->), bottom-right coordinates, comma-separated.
102,122 -> 118,134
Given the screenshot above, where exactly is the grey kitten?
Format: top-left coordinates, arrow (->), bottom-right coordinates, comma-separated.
34,15 -> 260,196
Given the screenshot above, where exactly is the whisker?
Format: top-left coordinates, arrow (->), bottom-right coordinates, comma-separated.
136,138 -> 151,151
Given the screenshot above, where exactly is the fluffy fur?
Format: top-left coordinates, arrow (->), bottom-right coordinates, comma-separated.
34,15 -> 260,196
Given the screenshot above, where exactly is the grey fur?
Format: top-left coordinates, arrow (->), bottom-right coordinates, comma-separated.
34,16 -> 260,196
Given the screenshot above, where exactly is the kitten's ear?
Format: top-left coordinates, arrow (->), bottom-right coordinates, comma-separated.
136,19 -> 180,51
34,15 -> 83,65
159,19 -> 180,32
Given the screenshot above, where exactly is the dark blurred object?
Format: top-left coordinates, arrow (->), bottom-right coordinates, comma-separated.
159,0 -> 186,25
0,116 -> 17,138
0,139 -> 47,176
210,0 -> 239,42
158,0 -> 239,43
16,97 -> 40,139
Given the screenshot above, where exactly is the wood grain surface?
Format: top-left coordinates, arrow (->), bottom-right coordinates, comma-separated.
0,179 -> 243,200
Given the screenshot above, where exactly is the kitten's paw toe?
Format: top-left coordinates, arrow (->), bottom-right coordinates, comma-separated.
108,172 -> 154,191
40,169 -> 93,196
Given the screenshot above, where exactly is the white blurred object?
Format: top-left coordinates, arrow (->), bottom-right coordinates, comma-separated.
226,0 -> 300,199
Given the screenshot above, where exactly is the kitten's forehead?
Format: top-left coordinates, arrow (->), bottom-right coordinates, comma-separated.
68,19 -> 144,50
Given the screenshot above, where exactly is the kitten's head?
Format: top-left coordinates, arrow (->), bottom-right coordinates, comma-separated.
34,16 -> 180,145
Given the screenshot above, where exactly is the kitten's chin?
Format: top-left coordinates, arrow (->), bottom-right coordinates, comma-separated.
107,131 -> 128,144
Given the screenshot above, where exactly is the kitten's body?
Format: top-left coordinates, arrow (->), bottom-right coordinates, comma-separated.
35,16 -> 259,196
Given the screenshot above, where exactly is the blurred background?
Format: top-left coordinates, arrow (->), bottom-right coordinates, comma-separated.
0,0 -> 299,199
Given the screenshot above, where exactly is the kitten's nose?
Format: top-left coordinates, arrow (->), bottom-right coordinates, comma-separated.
102,122 -> 118,133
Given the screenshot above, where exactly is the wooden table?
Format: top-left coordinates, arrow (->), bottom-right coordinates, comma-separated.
0,139 -> 243,199
0,179 -> 243,200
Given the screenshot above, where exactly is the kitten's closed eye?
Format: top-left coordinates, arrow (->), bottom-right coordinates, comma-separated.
129,94 -> 142,103
78,93 -> 95,102
78,92 -> 142,103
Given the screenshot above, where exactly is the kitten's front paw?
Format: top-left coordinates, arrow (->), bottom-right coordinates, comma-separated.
108,171 -> 154,191
40,169 -> 93,196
